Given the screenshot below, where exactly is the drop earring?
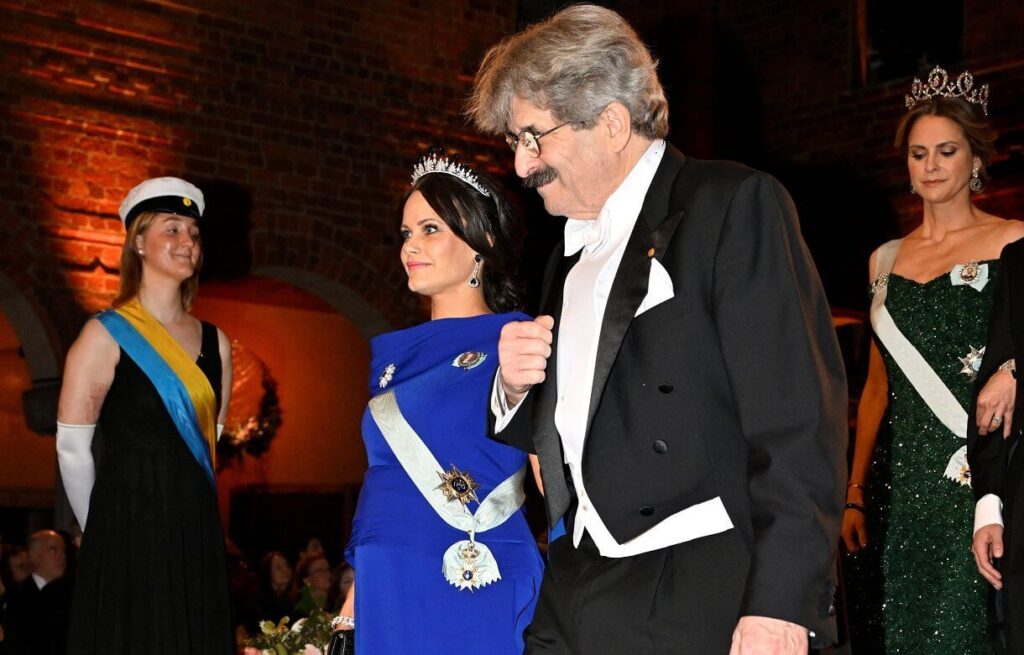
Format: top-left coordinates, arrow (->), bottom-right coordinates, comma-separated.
909,183 -> 917,195
969,167 -> 983,193
468,254 -> 482,288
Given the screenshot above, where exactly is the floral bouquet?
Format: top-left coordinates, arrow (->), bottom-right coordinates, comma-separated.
244,611 -> 334,655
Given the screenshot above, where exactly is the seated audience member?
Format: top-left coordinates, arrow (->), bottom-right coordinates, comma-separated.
255,551 -> 297,626
3,550 -> 30,589
4,531 -> 73,655
293,554 -> 332,618
331,562 -> 354,613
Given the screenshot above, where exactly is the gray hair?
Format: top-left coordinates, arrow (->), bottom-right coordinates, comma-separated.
467,4 -> 669,139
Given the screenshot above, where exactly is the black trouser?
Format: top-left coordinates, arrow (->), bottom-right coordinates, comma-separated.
525,528 -> 750,654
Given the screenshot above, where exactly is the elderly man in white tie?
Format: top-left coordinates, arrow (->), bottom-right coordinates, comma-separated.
469,5 -> 849,655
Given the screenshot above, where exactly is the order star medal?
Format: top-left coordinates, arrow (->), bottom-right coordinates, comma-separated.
436,464 -> 480,506
958,345 -> 985,381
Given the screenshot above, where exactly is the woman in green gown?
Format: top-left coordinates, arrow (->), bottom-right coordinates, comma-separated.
842,67 -> 1024,653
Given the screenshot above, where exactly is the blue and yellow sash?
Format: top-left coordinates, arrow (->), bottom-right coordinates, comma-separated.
96,298 -> 218,485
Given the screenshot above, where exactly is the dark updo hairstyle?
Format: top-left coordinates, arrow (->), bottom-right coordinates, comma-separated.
895,95 -> 997,183
408,164 -> 525,313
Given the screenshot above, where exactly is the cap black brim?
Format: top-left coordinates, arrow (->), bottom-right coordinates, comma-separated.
124,195 -> 202,229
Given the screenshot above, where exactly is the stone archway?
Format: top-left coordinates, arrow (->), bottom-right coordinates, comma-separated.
0,274 -> 63,517
253,266 -> 393,339
0,274 -> 62,435
0,274 -> 60,382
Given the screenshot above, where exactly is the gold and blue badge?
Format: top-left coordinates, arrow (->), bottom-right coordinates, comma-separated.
436,464 -> 480,506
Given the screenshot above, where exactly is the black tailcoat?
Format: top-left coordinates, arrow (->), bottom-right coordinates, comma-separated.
969,236 -> 1024,653
493,145 -> 848,644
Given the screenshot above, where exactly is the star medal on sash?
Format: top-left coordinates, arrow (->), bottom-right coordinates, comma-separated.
958,345 -> 985,381
378,363 -> 396,388
436,464 -> 480,506
452,351 -> 487,370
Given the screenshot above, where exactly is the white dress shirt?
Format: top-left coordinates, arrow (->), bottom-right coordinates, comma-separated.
494,139 -> 734,557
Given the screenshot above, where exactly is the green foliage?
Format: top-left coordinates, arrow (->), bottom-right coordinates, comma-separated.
244,610 -> 334,655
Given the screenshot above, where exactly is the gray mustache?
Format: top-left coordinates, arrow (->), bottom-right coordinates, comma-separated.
522,167 -> 558,189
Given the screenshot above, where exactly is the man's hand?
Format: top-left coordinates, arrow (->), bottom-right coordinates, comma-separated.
972,523 -> 1004,588
976,369 -> 1016,438
729,616 -> 808,655
498,315 -> 554,407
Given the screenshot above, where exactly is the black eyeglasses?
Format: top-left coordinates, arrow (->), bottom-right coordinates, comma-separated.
504,121 -> 578,158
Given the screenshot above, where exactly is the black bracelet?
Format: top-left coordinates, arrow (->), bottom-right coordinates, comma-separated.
844,502 -> 866,514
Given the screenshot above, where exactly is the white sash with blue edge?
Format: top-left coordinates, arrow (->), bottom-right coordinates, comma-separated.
870,238 -> 971,485
368,389 -> 526,590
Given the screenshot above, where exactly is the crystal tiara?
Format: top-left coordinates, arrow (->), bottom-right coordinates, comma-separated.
410,154 -> 491,197
905,66 -> 989,116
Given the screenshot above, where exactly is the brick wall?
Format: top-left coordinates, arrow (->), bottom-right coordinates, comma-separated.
3,0 -> 1023,356
0,0 -> 516,357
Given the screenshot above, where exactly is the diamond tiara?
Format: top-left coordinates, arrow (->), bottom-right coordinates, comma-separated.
410,154 -> 491,197
905,66 -> 989,116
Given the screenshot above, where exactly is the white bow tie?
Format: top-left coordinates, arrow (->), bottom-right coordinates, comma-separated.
564,218 -> 606,256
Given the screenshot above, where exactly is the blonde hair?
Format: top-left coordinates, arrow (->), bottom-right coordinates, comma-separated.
112,211 -> 203,310
467,4 -> 669,139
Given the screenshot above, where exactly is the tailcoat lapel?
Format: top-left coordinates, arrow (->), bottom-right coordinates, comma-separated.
533,250 -> 580,526
584,145 -> 688,437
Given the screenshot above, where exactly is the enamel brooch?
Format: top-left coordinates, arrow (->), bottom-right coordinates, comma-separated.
959,261 -> 980,284
452,351 -> 487,370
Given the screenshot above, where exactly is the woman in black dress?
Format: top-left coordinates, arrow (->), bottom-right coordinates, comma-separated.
57,177 -> 234,654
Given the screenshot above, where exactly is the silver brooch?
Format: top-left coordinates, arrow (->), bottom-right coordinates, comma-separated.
378,363 -> 396,388
870,274 -> 889,294
958,345 -> 985,380
452,351 -> 487,370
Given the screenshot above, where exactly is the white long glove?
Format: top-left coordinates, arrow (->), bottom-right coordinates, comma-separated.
56,422 -> 96,530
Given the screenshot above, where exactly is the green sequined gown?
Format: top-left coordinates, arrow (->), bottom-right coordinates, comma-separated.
872,263 -> 998,654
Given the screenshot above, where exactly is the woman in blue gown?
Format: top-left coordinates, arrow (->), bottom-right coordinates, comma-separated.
338,154 -> 544,654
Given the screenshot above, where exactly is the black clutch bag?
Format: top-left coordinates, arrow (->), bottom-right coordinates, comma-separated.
325,629 -> 355,655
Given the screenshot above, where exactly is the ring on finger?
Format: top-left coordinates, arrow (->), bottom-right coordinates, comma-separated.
992,416 -> 1004,425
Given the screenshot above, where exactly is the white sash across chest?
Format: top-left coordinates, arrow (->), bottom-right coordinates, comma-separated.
869,239 -> 972,485
368,390 -> 526,590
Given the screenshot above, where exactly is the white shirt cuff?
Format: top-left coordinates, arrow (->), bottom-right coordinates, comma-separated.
974,493 -> 1004,534
490,368 -> 528,432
